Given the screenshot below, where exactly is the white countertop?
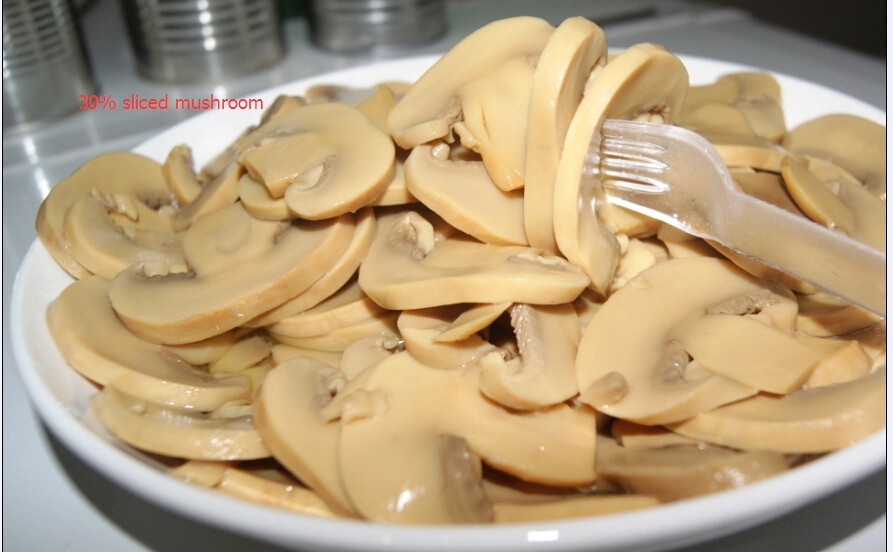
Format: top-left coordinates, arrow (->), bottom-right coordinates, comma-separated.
2,1 -> 886,550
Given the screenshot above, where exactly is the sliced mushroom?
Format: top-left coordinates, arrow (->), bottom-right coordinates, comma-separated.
795,291 -> 882,337
247,207 -> 376,327
162,144 -> 203,205
796,333 -> 872,389
266,277 -> 389,339
403,143 -> 527,246
92,385 -> 270,460
160,330 -> 237,366
387,17 -> 556,191
782,114 -> 886,200
667,366 -> 886,453
610,419 -> 700,449
237,173 -> 292,221
595,439 -> 788,502
35,151 -> 175,278
270,311 -> 399,353
358,210 -> 590,310
208,331 -> 272,374
170,161 -> 243,232
47,275 -> 251,410
701,132 -> 802,172
270,344 -> 342,369
732,170 -> 805,216
108,203 -> 356,344
253,357 -> 358,516
493,494 -> 659,522
553,43 -> 688,294
398,305 -> 498,369
61,192 -> 186,280
239,103 -> 395,220
478,303 -> 580,410
434,302 -> 511,343
575,257 -> 799,425
337,351 -> 597,523
339,334 -> 403,380
609,236 -> 667,293
524,16 -> 608,251
368,149 -> 417,207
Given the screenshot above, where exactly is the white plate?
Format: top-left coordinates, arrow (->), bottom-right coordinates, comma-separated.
11,54 -> 887,552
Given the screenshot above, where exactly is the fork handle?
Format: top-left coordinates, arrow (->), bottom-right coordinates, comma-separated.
724,194 -> 886,317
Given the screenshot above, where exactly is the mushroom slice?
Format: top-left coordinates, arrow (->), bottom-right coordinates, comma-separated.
48,276 -> 251,410
434,302 -> 511,343
576,258 -> 782,425
795,291 -> 882,337
266,277 -> 389,339
493,494 -> 658,522
170,161 -> 243,232
609,237 -> 667,293
239,103 -> 395,220
92,385 -> 270,460
270,311 -> 400,353
553,43 -> 688,294
403,143 -> 527,246
337,352 -> 597,523
160,330 -> 237,366
108,203 -> 356,344
358,211 -> 589,310
247,207 -> 376,327
479,303 -> 580,410
270,344 -> 342,369
524,16 -> 608,251
369,149 -> 417,207
732,171 -> 805,216
671,313 -> 820,394
388,17 -> 556,191
595,440 -> 788,502
162,144 -> 203,205
796,333 -> 872,389
35,151 -> 175,278
398,305 -> 498,369
782,114 -> 886,200
677,102 -> 756,137
62,193 -> 187,280
667,366 -> 886,453
707,239 -> 818,295
610,419 -> 700,449
339,334 -> 403,380
208,331 -> 272,374
702,132 -> 801,172
253,357 -> 358,517
237,173 -> 292,221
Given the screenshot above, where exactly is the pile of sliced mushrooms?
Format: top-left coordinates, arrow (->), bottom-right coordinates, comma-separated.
37,16 -> 885,524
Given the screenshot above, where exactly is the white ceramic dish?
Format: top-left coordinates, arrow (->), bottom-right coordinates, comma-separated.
11,54 -> 886,552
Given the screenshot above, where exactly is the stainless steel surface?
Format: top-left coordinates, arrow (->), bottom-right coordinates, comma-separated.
307,0 -> 447,52
2,0 -> 96,132
2,0 -> 886,550
597,119 -> 886,316
120,0 -> 284,82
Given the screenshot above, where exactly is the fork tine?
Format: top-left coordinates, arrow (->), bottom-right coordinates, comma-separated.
597,123 -> 670,192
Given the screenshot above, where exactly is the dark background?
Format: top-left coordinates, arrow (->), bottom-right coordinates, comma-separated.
698,0 -> 885,59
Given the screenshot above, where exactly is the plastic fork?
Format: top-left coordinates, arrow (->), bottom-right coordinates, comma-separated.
590,119 -> 886,317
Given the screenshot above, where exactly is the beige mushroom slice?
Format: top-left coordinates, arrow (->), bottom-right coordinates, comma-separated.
337,352 -> 597,523
677,102 -> 756,137
680,72 -> 784,141
270,344 -> 342,369
609,236 -> 668,293
35,151 -> 175,278
796,333 -> 872,388
732,170 -> 805,216
47,275 -> 251,410
247,207 -> 376,327
478,303 -> 579,410
270,311 -> 399,352
171,460 -> 336,517
108,203 -> 356,344
610,419 -> 700,449
398,305 -> 498,369
339,334 -> 403,380
253,357 -> 358,517
162,144 -> 203,205
667,366 -> 886,453
403,143 -> 527,245
572,288 -> 604,335
671,313 -> 820,394
434,302 -> 511,343
169,161 -> 243,232
493,494 -> 659,522
61,192 -> 187,280
707,239 -> 819,295
701,132 -> 802,172
266,277 -> 389,339
368,149 -> 417,207
524,16 -> 608,251
208,332 -> 272,374
92,385 -> 270,460
553,43 -> 688,295
575,257 -> 803,425
731,94 -> 786,143
237,173 -> 292,221
595,439 -> 789,502
782,114 -> 886,200
795,291 -> 882,337
387,17 -> 556,191
160,330 -> 237,365
358,210 -> 590,310
239,103 -> 395,220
